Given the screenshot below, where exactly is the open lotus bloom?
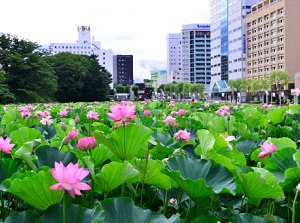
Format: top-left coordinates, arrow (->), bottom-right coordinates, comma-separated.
163,116 -> 177,126
0,136 -> 15,154
87,110 -> 99,120
258,141 -> 277,158
49,161 -> 91,198
107,101 -> 136,122
174,130 -> 191,142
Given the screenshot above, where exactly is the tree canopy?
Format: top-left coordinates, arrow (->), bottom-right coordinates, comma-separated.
0,33 -> 112,103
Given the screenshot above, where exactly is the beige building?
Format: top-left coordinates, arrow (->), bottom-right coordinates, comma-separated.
246,0 -> 300,89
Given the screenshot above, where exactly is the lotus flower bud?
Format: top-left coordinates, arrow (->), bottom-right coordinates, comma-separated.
60,122 -> 67,131
62,136 -> 70,145
75,115 -> 80,124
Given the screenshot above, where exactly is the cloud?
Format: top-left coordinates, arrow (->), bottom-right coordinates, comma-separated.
133,59 -> 166,83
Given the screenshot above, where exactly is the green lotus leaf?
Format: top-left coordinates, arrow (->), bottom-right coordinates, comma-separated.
13,140 -> 41,170
294,150 -> 300,166
135,159 -> 172,190
195,129 -> 215,156
35,146 -> 78,168
236,139 -> 264,156
149,101 -> 158,109
191,215 -> 220,223
90,144 -> 114,166
231,213 -> 272,223
92,122 -> 111,135
138,115 -> 157,128
5,210 -> 39,223
35,125 -> 57,140
0,170 -> 35,192
275,125 -> 294,139
242,106 -> 262,120
10,127 -> 42,148
149,143 -> 175,160
36,203 -> 104,223
161,156 -> 236,198
292,122 -> 300,141
234,122 -> 259,140
152,130 -> 180,149
95,124 -> 152,160
264,147 -> 297,183
207,116 -> 226,133
7,170 -> 64,210
199,113 -> 214,128
100,197 -> 180,223
0,158 -> 21,185
240,172 -> 284,201
266,108 -> 285,125
1,108 -> 18,125
269,137 -> 297,150
93,161 -> 140,193
211,132 -> 230,152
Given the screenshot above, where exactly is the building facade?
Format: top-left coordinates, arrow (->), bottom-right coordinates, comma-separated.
210,0 -> 261,87
166,33 -> 181,82
49,26 -> 114,79
245,0 -> 300,89
113,55 -> 133,85
181,24 -> 211,90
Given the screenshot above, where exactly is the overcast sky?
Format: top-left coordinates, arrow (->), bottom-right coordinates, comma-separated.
1,0 -> 210,82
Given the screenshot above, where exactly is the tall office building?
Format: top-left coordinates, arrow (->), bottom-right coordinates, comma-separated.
246,0 -> 300,89
181,24 -> 211,89
49,26 -> 113,79
113,55 -> 133,85
210,0 -> 261,86
166,33 -> 182,83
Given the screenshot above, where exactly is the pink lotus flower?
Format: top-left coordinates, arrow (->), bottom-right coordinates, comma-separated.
174,130 -> 191,142
0,137 -> 15,154
35,111 -> 50,119
143,110 -> 151,116
170,111 -> 178,116
216,106 -> 230,117
163,116 -> 177,126
49,161 -> 91,198
67,129 -> 79,140
77,136 -> 97,150
58,109 -> 68,117
178,109 -> 186,116
87,110 -> 99,120
258,142 -> 277,158
40,115 -> 53,125
107,102 -> 136,122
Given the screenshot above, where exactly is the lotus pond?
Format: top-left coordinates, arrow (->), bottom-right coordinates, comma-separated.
0,100 -> 300,223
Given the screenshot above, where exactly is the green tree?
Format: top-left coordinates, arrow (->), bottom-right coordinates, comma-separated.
268,70 -> 290,91
182,82 -> 191,98
81,54 -> 112,101
163,83 -> 171,97
131,85 -> 139,99
174,82 -> 184,100
228,79 -> 243,102
0,33 -> 57,102
189,83 -> 204,99
240,78 -> 253,102
46,52 -> 88,102
115,84 -> 126,93
0,70 -> 16,104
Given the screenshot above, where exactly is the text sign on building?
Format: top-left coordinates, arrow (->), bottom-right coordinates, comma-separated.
197,24 -> 210,29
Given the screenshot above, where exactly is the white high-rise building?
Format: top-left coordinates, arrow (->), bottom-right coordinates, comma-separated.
210,0 -> 261,87
181,24 -> 211,89
49,26 -> 113,83
166,33 -> 181,83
